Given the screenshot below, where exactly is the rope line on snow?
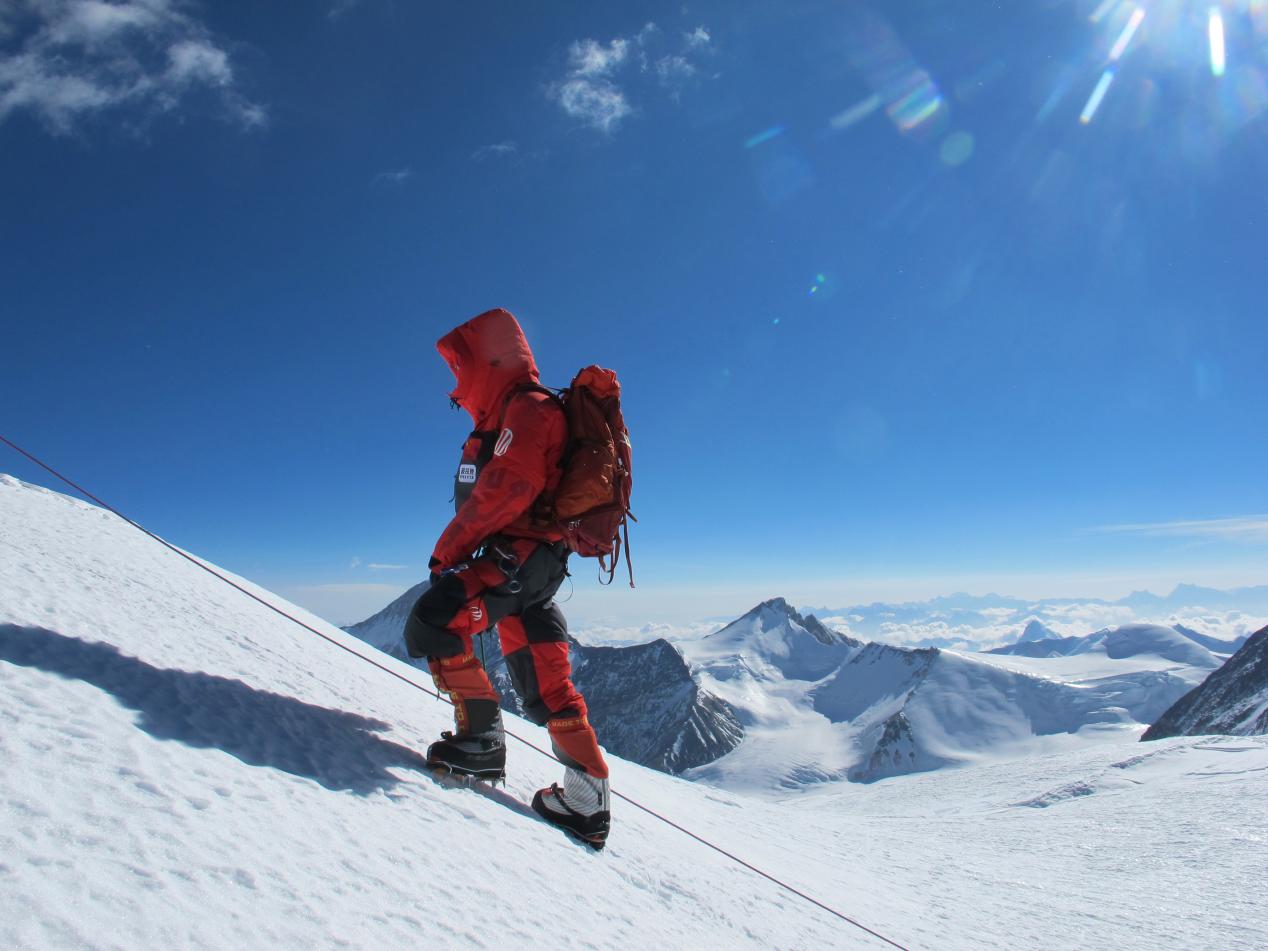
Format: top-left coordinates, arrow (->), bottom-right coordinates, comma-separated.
1,434 -> 910,951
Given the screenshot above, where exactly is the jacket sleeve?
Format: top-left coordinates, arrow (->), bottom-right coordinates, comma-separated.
431,394 -> 564,569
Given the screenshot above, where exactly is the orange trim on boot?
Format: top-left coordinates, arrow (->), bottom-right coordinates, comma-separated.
428,652 -> 500,734
548,715 -> 609,779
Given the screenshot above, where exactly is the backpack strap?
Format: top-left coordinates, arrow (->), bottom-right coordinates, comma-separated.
597,511 -> 636,588
497,382 -> 564,429
470,384 -> 564,463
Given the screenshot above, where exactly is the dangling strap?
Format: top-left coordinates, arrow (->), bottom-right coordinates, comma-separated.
597,513 -> 635,588
622,514 -> 635,589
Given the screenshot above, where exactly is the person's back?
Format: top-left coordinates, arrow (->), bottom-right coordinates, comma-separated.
403,307 -> 611,849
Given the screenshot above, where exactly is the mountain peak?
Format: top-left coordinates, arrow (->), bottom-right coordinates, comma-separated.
1019,619 -> 1056,643
698,597 -> 859,680
739,597 -> 857,648
754,596 -> 793,615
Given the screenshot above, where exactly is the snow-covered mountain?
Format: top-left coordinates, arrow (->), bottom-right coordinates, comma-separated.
988,623 -> 1227,667
680,600 -> 1211,790
4,473 -> 1268,949
345,581 -> 743,774
1143,626 -> 1268,740
688,596 -> 861,681
1019,618 -> 1058,643
1171,622 -> 1249,655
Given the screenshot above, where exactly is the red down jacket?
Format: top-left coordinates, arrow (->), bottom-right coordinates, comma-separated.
431,308 -> 567,570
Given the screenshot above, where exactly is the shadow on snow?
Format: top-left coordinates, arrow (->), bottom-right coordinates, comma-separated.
0,624 -> 429,795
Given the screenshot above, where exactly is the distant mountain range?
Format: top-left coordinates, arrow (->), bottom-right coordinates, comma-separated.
681,599 -> 1209,789
987,624 -> 1241,665
803,584 -> 1268,650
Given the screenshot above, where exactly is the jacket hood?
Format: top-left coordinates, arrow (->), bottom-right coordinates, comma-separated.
436,308 -> 541,424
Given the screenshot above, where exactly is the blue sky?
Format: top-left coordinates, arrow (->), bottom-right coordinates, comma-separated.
3,0 -> 1267,626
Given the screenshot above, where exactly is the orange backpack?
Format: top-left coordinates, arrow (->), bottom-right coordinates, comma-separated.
522,366 -> 635,586
554,366 -> 634,584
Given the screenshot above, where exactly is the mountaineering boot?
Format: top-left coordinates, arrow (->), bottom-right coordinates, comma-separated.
531,767 -> 611,850
426,701 -> 506,781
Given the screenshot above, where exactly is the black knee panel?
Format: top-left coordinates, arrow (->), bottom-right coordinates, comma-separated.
504,649 -> 551,725
404,589 -> 465,659
521,600 -> 568,644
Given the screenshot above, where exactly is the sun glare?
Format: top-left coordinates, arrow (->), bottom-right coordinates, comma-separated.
1070,0 -> 1268,128
1209,7 -> 1228,76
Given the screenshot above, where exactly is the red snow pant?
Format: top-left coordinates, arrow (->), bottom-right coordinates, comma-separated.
404,539 -> 609,779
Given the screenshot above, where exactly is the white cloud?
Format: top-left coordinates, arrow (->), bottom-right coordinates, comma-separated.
549,21 -> 714,133
166,39 -> 231,87
47,0 -> 163,46
471,140 -> 517,161
1094,516 -> 1268,543
574,619 -> 720,648
327,0 -> 361,20
0,0 -> 264,134
570,37 -> 628,77
554,75 -> 631,133
549,37 -> 632,133
684,26 -> 711,49
654,54 -> 694,84
373,168 -> 411,185
366,563 -> 408,571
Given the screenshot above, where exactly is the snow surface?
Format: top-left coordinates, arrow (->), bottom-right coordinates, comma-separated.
3,473 -> 1268,950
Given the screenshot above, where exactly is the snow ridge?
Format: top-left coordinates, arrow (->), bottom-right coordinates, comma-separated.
1143,625 -> 1268,739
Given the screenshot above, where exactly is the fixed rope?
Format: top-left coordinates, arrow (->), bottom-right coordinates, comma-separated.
1,434 -> 909,951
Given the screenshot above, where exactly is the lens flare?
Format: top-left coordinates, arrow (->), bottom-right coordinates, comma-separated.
840,5 -> 949,141
1109,6 -> 1147,61
828,94 -> 881,132
744,126 -> 785,149
1080,69 -> 1117,124
1089,0 -> 1120,24
939,130 -> 975,166
1209,8 -> 1227,77
888,78 -> 944,132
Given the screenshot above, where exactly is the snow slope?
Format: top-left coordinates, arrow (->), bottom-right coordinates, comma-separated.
3,474 -> 1267,950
